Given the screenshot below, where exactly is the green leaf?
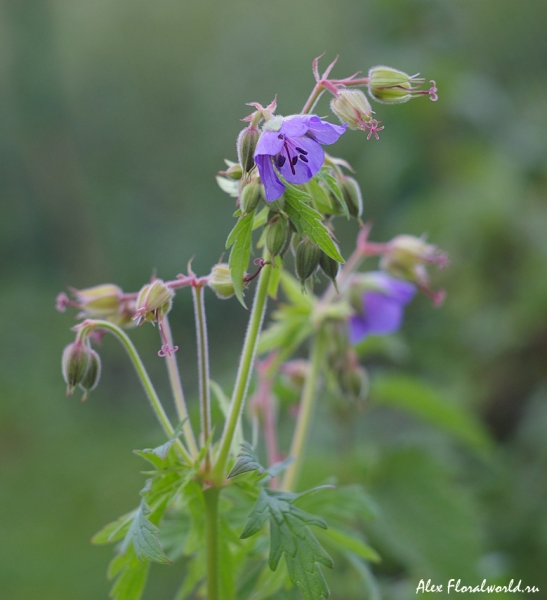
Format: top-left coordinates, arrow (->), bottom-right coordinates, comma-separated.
135,419 -> 188,463
91,510 -> 136,545
283,185 -> 344,263
108,549 -> 150,600
226,212 -> 255,307
268,256 -> 283,300
216,175 -> 239,197
372,374 -> 493,455
316,168 -> 349,218
228,442 -> 266,479
241,488 -> 333,600
120,497 -> 171,563
317,527 -> 380,562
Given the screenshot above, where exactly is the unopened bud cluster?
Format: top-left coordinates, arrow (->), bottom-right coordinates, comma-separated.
62,340 -> 101,401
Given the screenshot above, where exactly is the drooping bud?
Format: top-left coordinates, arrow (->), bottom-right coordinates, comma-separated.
340,363 -> 369,403
331,89 -> 373,130
379,235 -> 448,282
266,214 -> 290,258
295,239 -> 321,283
319,250 -> 340,289
340,176 -> 363,218
72,284 -> 123,317
208,263 -> 236,299
62,341 -> 91,395
240,181 -> 263,214
134,279 -> 174,324
225,163 -> 243,180
368,66 -> 437,104
237,125 -> 260,174
80,349 -> 101,401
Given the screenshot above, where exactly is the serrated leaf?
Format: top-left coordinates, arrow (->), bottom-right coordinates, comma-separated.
120,498 -> 171,563
283,184 -> 344,264
92,510 -> 136,545
318,527 -> 380,562
316,169 -> 349,218
108,550 -> 150,600
228,442 -> 266,479
241,488 -> 333,600
253,206 -> 269,229
226,212 -> 254,307
136,419 -> 188,463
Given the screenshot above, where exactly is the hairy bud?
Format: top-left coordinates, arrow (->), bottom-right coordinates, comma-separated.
72,284 -> 122,317
240,181 -> 264,214
237,125 -> 260,173
368,66 -> 437,104
380,235 -> 448,282
331,89 -> 373,130
319,250 -> 340,288
340,176 -> 363,218
80,349 -> 101,401
134,280 -> 174,324
62,341 -> 91,395
208,263 -> 236,299
266,214 -> 290,258
295,239 -> 321,283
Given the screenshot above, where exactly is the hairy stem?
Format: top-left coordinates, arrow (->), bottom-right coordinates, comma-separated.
162,315 -> 199,458
193,284 -> 212,468
204,487 -> 220,600
79,320 -> 192,463
281,335 -> 323,491
212,262 -> 272,480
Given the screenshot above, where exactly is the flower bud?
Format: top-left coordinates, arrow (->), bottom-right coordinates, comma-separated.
340,176 -> 363,218
368,66 -> 436,104
237,125 -> 260,174
266,214 -> 290,258
62,341 -> 91,394
135,279 -> 173,324
240,181 -> 263,214
72,284 -> 122,317
295,239 -> 321,283
340,364 -> 369,403
319,250 -> 339,287
331,89 -> 373,130
208,263 -> 236,299
80,349 -> 101,401
225,163 -> 243,180
379,235 -> 448,282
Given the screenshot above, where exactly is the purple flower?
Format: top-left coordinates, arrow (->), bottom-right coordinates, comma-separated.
348,272 -> 416,344
254,115 -> 346,202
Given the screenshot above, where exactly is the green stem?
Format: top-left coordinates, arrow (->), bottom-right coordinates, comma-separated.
79,319 -> 192,464
281,335 -> 323,491
192,284 -> 212,468
212,262 -> 272,480
161,315 -> 199,458
204,487 -> 220,600
301,83 -> 325,115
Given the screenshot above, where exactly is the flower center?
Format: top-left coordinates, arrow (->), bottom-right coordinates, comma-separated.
275,135 -> 309,174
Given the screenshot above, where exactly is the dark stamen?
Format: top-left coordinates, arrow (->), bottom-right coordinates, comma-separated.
284,142 -> 296,175
291,156 -> 298,166
277,155 -> 286,168
295,147 -> 308,155
278,134 -> 284,139
300,155 -> 308,163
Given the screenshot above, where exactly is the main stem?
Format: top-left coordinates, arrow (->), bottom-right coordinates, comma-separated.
204,487 -> 220,600
212,262 -> 272,480
162,315 -> 199,458
281,335 -> 323,491
80,320 -> 192,463
193,284 -> 212,468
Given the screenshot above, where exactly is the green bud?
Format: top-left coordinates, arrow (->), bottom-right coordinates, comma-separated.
240,181 -> 263,214
319,250 -> 340,287
80,349 -> 101,401
73,284 -> 122,317
263,193 -> 286,213
62,341 -> 91,394
295,239 -> 321,283
380,234 -> 448,282
330,89 -> 373,130
135,279 -> 173,323
225,163 -> 243,180
340,176 -> 363,218
340,364 -> 369,403
207,263 -> 236,299
237,125 -> 260,173
368,65 -> 429,105
266,214 -> 290,258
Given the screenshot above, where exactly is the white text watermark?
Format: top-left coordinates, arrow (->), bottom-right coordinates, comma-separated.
416,579 -> 539,594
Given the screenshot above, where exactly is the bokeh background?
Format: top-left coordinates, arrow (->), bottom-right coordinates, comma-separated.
2,0 -> 547,598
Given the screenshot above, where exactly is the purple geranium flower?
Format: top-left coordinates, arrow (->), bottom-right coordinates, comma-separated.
254,115 -> 346,202
348,272 -> 416,344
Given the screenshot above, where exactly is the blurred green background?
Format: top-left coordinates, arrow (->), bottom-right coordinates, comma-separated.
1,0 -> 547,598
